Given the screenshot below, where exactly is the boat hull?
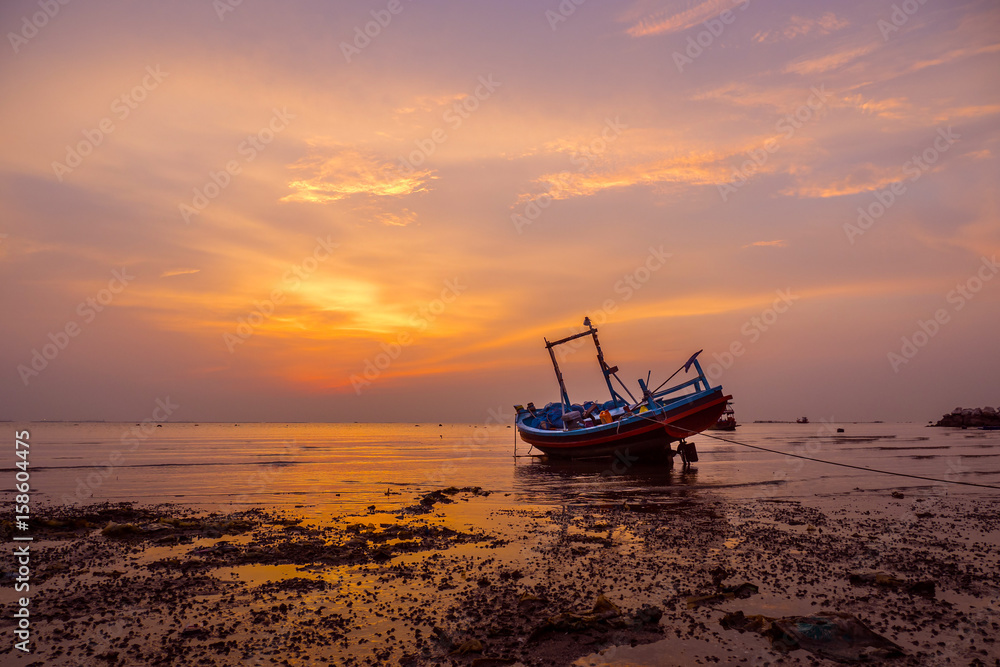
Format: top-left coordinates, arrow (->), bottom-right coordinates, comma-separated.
708,422 -> 737,432
517,388 -> 730,460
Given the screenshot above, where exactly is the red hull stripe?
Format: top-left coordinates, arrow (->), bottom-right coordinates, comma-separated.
520,392 -> 730,449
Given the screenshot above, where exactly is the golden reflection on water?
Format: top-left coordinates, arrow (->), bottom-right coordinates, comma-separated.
15,421 -> 1000,513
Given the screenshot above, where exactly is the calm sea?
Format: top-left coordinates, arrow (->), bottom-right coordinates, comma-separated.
5,421 -> 998,518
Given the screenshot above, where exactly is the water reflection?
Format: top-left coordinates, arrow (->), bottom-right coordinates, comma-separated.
513,456 -> 703,506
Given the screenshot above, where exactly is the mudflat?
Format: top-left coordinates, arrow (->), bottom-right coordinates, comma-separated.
2,485 -> 997,666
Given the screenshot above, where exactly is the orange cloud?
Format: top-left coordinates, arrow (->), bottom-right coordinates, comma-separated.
908,43 -> 1000,75
519,152 -> 732,203
159,268 -> 201,278
743,240 -> 787,248
963,149 -> 993,160
935,104 -> 1000,122
754,13 -> 849,43
840,95 -> 912,120
281,144 -> 434,204
376,209 -> 418,227
784,44 -> 876,75
781,162 -> 910,199
393,92 -> 467,115
693,81 -> 836,112
624,0 -> 744,38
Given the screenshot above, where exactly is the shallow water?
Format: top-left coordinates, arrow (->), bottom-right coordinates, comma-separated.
5,421 -> 998,515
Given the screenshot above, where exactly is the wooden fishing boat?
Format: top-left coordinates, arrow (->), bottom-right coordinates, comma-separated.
514,319 -> 731,461
709,401 -> 738,431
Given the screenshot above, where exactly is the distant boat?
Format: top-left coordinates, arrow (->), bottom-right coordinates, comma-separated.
796,417 -> 809,424
515,319 -> 731,461
709,402 -> 738,431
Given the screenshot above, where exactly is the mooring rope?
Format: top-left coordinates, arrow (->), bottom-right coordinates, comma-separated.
672,423 -> 1000,491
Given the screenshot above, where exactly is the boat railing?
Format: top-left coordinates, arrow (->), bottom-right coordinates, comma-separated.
650,357 -> 715,400
651,376 -> 702,399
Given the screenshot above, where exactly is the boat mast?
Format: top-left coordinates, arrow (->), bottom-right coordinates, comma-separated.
588,324 -> 622,409
544,318 -> 630,411
544,338 -> 572,410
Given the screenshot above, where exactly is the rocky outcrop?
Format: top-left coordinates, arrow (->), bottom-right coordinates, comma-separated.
932,406 -> 1000,428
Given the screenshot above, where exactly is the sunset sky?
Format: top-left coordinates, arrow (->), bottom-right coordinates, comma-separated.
2,0 -> 998,423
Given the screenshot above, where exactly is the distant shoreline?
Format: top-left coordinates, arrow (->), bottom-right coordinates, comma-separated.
752,420 -> 886,424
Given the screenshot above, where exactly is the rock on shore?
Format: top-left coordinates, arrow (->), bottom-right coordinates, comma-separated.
932,406 -> 1000,427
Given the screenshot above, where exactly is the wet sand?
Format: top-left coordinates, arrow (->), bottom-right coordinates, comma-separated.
2,484 -> 998,666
